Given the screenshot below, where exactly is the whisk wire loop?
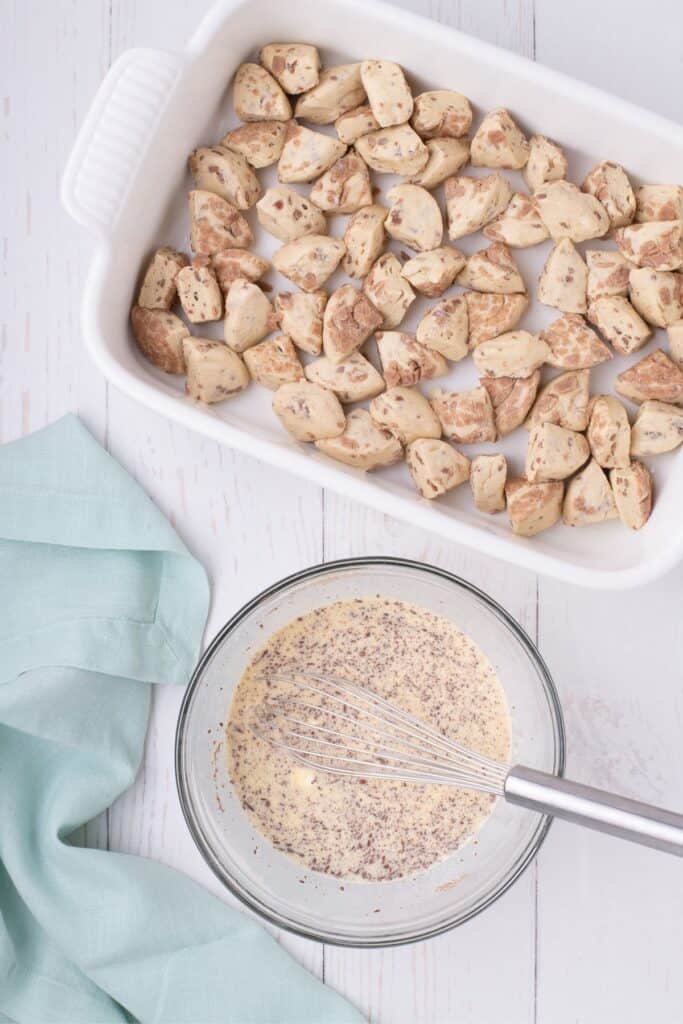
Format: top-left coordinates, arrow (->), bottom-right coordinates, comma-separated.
253,670 -> 509,796
249,671 -> 683,857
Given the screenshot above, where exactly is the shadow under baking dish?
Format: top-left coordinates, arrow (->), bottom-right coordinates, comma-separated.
175,558 -> 565,947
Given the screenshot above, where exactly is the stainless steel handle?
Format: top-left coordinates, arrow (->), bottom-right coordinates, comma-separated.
504,765 -> 683,856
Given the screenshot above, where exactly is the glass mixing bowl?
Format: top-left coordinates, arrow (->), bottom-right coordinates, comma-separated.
175,557 -> 565,946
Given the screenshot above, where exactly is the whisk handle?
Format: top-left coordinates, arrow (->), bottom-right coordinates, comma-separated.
504,766 -> 683,857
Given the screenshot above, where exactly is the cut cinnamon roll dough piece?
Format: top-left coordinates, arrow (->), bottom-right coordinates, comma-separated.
587,296 -> 651,355
627,268 -> 683,328
445,173 -> 512,241
585,250 -> 631,303
470,454 -> 507,514
309,154 -> 373,214
483,192 -> 549,248
360,60 -> 414,128
256,185 -> 327,243
274,291 -> 326,355
563,460 -> 618,527
277,123 -> 347,184
363,254 -> 415,329
401,247 -> 466,298
630,401 -> 683,456
188,145 -> 262,209
335,105 -> 380,145
541,314 -> 612,369
233,62 -> 292,122
189,190 -> 253,254
176,257 -> 223,324
243,335 -> 304,390
481,373 -> 540,437
416,296 -> 469,362
259,43 -> 320,94
537,239 -> 588,314
471,331 -> 548,379
322,284 -> 382,364
406,439 -> 471,499
581,160 -> 636,228
315,409 -> 403,470
615,350 -> 683,405
534,180 -> 610,243
305,352 -> 385,404
587,395 -> 631,470
295,64 -> 365,125
431,387 -> 497,444
342,204 -> 388,279
526,369 -> 591,432
411,90 -> 473,139
376,331 -> 448,388
505,478 -> 563,537
130,307 -> 188,374
466,292 -> 529,347
183,337 -> 249,403
224,279 -> 276,353
212,250 -> 270,293
615,221 -> 683,271
457,243 -> 525,294
137,247 -> 187,310
609,462 -> 652,530
273,235 -> 346,292
470,108 -> 529,169
272,381 -> 346,442
409,138 -> 471,189
523,135 -> 567,193
635,184 -> 683,223
355,124 -> 429,176
385,184 -> 443,253
369,387 -> 441,445
221,121 -> 288,169
525,422 -> 590,482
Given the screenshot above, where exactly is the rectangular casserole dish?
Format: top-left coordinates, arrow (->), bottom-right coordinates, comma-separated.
61,0 -> 683,589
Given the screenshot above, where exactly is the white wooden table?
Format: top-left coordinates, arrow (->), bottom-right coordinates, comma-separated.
4,1 -> 682,1020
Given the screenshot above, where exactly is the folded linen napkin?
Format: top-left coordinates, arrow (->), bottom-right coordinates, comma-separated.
0,415 -> 362,1024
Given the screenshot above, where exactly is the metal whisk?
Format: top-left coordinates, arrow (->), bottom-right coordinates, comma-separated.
253,671 -> 683,857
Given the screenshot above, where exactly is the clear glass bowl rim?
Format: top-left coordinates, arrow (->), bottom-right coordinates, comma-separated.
175,556 -> 566,947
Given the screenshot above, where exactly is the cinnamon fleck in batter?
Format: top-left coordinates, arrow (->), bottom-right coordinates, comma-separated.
227,597 -> 510,881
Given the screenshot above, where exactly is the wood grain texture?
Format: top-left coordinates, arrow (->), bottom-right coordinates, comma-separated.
529,7 -> 683,1021
2,0 -> 682,1021
320,4 -> 540,1019
1,0 -> 111,446
321,516 -> 539,1023
536,569 -> 683,1024
535,0 -> 683,122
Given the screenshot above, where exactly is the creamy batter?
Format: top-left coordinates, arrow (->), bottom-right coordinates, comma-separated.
226,597 -> 511,881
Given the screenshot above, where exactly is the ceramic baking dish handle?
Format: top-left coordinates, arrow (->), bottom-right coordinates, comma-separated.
61,48 -> 184,238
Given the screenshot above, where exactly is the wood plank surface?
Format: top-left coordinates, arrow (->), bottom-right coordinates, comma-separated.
2,1 -> 681,1020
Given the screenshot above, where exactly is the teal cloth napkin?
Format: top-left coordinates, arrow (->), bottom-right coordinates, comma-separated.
0,415 -> 363,1024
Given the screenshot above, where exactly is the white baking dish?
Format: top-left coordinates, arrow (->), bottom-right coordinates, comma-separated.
61,0 -> 683,589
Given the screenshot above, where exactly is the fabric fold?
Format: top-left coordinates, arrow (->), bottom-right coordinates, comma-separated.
0,416 -> 363,1024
